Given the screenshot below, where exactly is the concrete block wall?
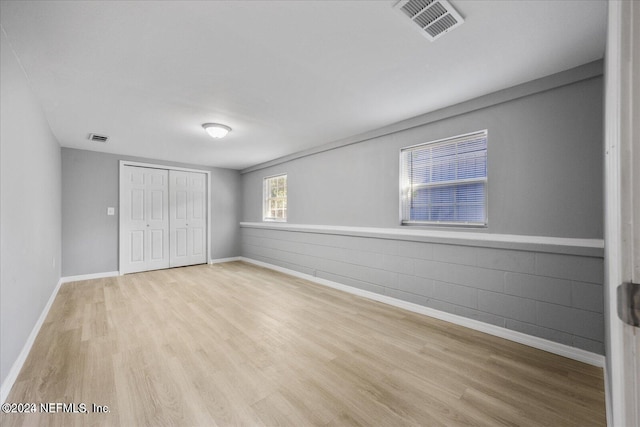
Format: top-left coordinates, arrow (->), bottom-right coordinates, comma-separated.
240,225 -> 605,354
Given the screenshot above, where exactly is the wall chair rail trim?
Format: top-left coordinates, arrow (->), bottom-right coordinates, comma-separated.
239,222 -> 604,257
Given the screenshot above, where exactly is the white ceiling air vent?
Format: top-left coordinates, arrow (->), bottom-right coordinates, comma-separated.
88,133 -> 109,143
394,0 -> 464,41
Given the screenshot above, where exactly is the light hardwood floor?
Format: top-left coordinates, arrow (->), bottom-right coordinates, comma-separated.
1,261 -> 605,426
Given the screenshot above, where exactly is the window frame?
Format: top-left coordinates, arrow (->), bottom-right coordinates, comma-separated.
399,130 -> 488,227
262,173 -> 288,222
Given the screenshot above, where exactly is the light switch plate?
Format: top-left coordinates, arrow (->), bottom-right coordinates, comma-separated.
107,207 -> 115,216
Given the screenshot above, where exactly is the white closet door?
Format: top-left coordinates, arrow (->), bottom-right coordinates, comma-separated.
120,166 -> 170,274
169,170 -> 207,267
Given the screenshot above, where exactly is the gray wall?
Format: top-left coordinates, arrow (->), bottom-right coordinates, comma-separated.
61,148 -> 241,276
1,31 -> 62,386
241,67 -> 605,354
242,75 -> 604,239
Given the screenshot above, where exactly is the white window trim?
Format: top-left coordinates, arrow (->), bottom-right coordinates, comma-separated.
263,173 -> 288,222
399,130 -> 488,227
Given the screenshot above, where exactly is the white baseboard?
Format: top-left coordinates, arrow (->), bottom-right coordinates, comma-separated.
1,277 -> 64,404
209,257 -> 241,264
239,257 -> 605,368
60,271 -> 119,283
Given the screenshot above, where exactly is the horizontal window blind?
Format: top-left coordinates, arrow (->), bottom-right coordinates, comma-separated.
400,130 -> 487,226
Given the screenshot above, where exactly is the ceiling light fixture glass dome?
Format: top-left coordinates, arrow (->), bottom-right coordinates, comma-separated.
202,123 -> 232,139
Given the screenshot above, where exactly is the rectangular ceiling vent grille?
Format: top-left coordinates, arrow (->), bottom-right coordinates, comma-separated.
88,133 -> 109,143
395,0 -> 464,41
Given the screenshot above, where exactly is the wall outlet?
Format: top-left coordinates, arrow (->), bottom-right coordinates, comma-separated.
107,207 -> 115,216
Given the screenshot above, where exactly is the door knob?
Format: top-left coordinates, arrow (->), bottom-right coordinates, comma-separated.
618,282 -> 640,327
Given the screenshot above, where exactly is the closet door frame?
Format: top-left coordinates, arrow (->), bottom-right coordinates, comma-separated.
118,160 -> 211,275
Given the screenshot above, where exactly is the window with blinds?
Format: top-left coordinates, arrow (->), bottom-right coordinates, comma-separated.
400,130 -> 487,226
263,174 -> 287,222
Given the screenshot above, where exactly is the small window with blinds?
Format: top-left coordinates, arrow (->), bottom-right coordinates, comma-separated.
400,130 -> 487,226
263,174 -> 287,222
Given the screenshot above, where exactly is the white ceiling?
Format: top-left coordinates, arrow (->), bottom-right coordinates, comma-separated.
0,0 -> 607,170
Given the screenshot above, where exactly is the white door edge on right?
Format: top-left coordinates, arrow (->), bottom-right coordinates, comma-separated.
604,1 -> 639,426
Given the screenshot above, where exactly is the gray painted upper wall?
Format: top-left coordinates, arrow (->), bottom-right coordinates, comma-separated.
242,74 -> 604,239
61,148 -> 242,276
1,31 -> 62,386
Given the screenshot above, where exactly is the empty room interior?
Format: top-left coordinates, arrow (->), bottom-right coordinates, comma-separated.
1,0 -> 638,426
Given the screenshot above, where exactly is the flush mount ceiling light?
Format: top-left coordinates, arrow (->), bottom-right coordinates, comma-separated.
202,123 -> 232,139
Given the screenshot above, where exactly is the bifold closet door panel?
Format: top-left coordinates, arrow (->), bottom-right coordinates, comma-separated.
169,170 -> 207,267
120,166 -> 170,274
